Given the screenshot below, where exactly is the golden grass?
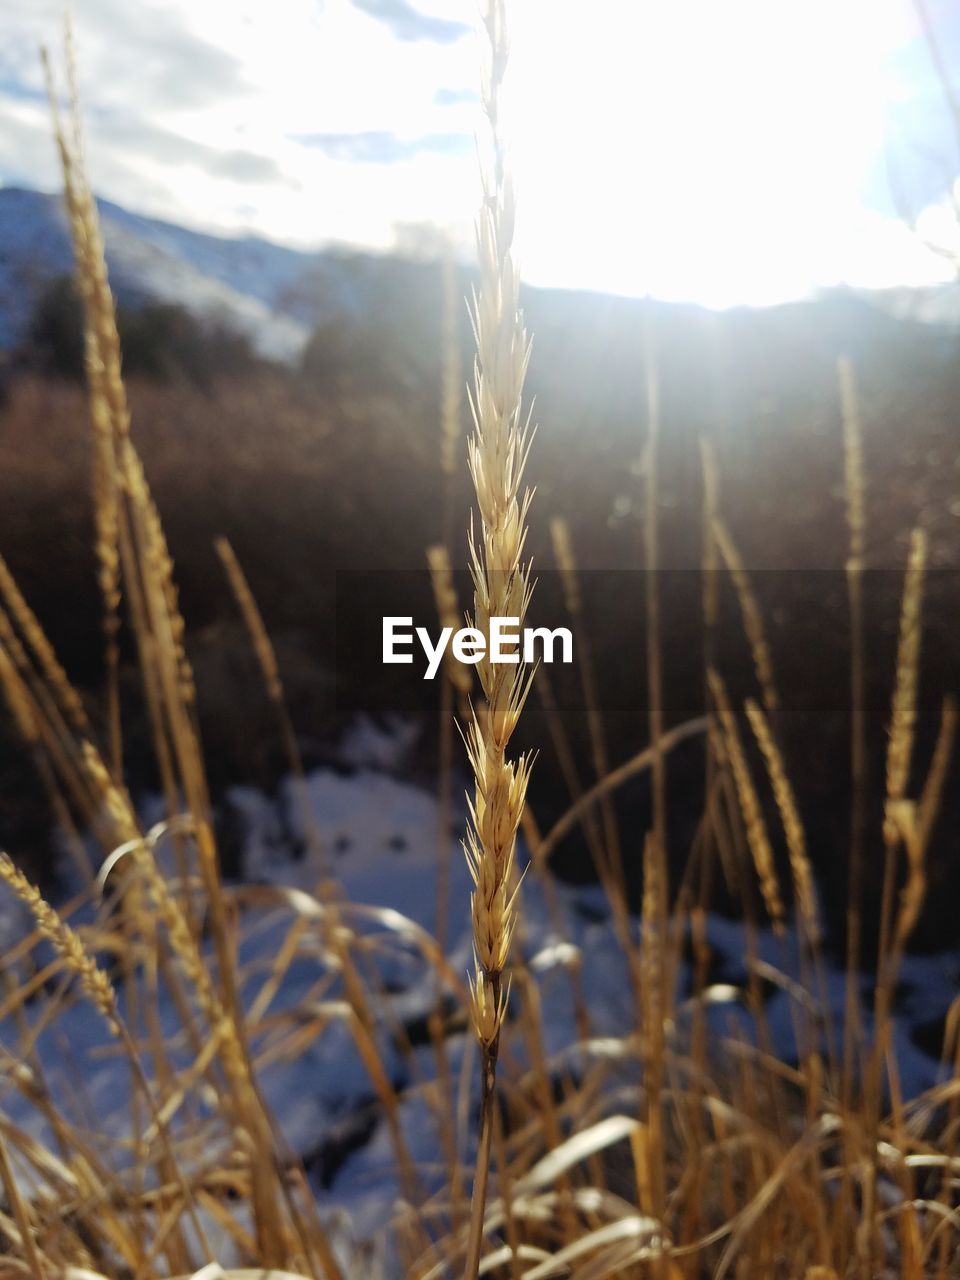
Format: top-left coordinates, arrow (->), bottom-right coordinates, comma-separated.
460,3 -> 537,1270
0,10 -> 958,1280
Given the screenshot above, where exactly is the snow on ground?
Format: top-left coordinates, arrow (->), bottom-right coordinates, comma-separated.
1,715 -> 958,1270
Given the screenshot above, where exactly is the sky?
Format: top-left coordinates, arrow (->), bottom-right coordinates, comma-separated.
2,0 -> 960,307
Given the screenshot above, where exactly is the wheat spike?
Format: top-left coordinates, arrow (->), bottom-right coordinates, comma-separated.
462,2 -> 536,1273
712,516 -> 778,718
838,356 -> 866,573
745,697 -> 820,943
463,0 -> 534,1052
709,670 -> 785,934
884,528 -> 926,843
0,852 -> 119,1034
216,537 -> 282,703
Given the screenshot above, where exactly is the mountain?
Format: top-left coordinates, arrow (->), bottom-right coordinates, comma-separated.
0,186 -> 396,362
3,185 -> 960,368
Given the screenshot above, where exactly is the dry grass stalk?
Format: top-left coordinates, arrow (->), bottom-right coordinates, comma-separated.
0,841 -> 212,1267
837,355 -> 868,1174
214,540 -> 420,1230
745,698 -> 819,943
43,34 -> 125,765
427,544 -> 473,708
642,322 -> 669,934
711,516 -> 778,719
837,357 -> 866,572
463,0 -> 532,1065
220,590 -> 430,1252
215,535 -> 332,899
216,538 -> 283,703
0,1132 -> 45,1280
428,541 -> 470,1008
700,437 -> 720,636
0,852 -> 119,1034
640,832 -> 669,1257
0,644 -> 39,746
860,527 -> 927,1278
550,517 -> 624,899
744,695 -> 833,1141
0,624 -> 112,856
532,666 -> 606,876
441,254 -> 463,549
461,1 -> 536,1273
708,671 -> 785,934
888,693 -> 955,955
915,693 -> 957,857
884,527 -> 926,844
549,518 -> 578,613
0,555 -> 88,735
35,40 -> 339,1271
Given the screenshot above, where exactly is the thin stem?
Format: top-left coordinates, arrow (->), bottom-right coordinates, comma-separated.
463,1037 -> 500,1280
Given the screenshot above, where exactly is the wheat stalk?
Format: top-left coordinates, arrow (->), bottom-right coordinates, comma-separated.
463,0 -> 533,1054
861,526 -> 927,1278
884,528 -> 926,841
43,35 -> 125,767
838,358 -> 866,573
711,516 -> 778,719
216,538 -> 282,703
441,254 -> 463,549
837,354 -> 868,1151
0,555 -> 87,734
461,1 -> 535,1274
745,697 -> 819,943
0,847 -> 221,1263
700,439 -> 721,635
550,517 -> 623,894
708,670 -> 785,934
427,545 -> 473,705
0,852 -> 119,1034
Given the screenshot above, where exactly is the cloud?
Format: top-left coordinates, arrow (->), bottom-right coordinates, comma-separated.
350,0 -> 469,45
0,0 -> 479,253
93,114 -> 285,184
293,129 -> 471,163
0,0 -> 253,113
2,0 -> 950,304
98,8 -> 250,110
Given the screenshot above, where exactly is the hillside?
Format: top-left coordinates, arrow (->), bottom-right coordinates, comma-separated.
0,186 -> 382,360
3,184 -> 960,369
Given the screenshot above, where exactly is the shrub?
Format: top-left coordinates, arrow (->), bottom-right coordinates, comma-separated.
21,273 -> 259,388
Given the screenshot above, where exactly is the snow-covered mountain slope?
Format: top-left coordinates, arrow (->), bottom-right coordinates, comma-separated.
4,185 -> 960,373
0,186 -> 384,362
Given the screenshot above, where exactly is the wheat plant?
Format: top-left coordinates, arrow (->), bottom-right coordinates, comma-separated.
460,2 -> 536,1275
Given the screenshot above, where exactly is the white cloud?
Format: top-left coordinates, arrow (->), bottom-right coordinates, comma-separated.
0,0 -> 479,245
0,0 -> 955,302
